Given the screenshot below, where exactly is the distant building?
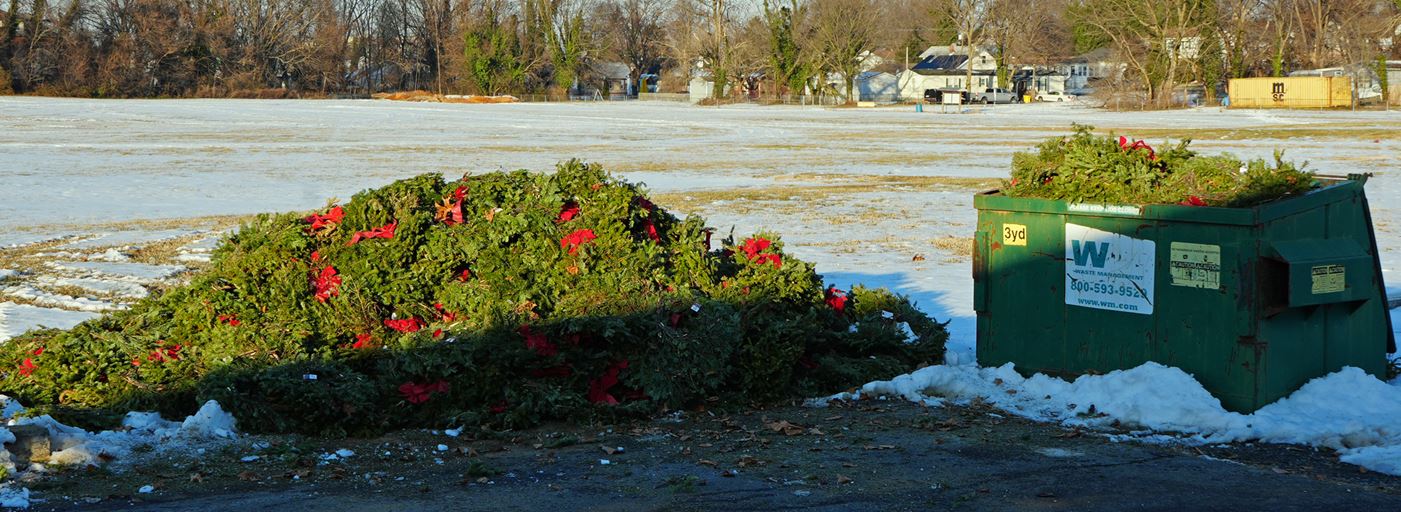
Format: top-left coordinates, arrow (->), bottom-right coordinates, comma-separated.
829,71 -> 899,102
897,45 -> 999,100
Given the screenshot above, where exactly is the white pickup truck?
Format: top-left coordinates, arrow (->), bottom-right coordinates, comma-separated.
972,87 -> 1018,104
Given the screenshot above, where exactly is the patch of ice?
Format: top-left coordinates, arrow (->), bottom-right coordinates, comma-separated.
0,484 -> 30,508
32,276 -> 147,299
88,248 -> 131,262
175,252 -> 212,263
1,285 -> 118,312
59,230 -> 196,250
49,261 -> 185,281
0,302 -> 101,342
0,270 -> 14,282
1035,447 -> 1082,458
823,363 -> 1401,475
0,232 -> 69,249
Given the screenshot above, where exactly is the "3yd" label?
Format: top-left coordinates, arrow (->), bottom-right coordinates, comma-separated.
1002,224 -> 1027,246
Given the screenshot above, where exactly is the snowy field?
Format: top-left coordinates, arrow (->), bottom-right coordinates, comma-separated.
1,96 -> 1401,483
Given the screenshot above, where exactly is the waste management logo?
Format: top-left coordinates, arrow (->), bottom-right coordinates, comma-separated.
1065,223 -> 1155,315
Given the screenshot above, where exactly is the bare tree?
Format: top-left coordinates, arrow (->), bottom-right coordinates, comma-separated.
810,0 -> 878,102
931,0 -> 993,95
598,0 -> 668,96
669,0 -> 739,99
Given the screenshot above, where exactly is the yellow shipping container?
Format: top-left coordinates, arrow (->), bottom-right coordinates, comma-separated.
1228,77 -> 1353,109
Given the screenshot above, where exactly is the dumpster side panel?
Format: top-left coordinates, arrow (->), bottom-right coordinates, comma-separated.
1257,188 -> 1388,407
1060,216 -> 1157,374
1151,222 -> 1260,411
976,209 -> 1070,374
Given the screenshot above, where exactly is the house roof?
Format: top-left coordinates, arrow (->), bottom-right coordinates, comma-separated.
1065,48 -> 1112,64
911,54 -> 968,75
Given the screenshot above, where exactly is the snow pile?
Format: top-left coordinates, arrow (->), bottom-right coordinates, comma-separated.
0,485 -> 29,509
0,286 -> 117,313
1,400 -> 238,469
0,271 -> 14,282
816,362 -> 1401,475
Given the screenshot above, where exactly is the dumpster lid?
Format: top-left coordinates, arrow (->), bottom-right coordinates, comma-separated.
1270,239 -> 1369,264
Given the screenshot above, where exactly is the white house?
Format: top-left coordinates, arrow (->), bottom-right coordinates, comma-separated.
897,46 -> 1000,101
1061,48 -> 1119,94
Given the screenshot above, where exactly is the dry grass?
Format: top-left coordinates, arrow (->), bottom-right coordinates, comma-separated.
9,214 -> 251,237
1100,124 -> 1401,142
372,91 -> 520,103
931,236 -> 973,259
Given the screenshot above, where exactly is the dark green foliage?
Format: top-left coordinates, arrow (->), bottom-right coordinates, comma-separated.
1004,125 -> 1316,207
0,161 -> 946,435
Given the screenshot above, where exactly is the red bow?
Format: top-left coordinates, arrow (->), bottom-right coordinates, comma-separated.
384,317 -> 423,333
518,325 -> 558,357
588,360 -> 630,405
560,229 -> 597,255
825,286 -> 849,314
347,222 -> 397,246
558,202 -> 581,223
305,206 -> 344,232
399,380 -> 450,404
1117,135 -> 1158,161
312,266 -> 342,302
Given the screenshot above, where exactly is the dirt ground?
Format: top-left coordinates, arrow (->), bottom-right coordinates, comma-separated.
23,398 -> 1401,512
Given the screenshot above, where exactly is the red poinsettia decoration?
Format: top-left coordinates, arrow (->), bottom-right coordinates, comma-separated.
350,333 -> 374,349
560,229 -> 597,255
1179,195 -> 1207,207
399,380 -> 450,404
741,237 -> 771,258
17,358 -> 36,377
312,266 -> 342,302
740,237 -> 782,268
558,202 -> 581,223
641,220 -> 660,242
588,360 -> 630,405
489,400 -> 509,414
304,206 -> 344,232
518,325 -> 558,357
433,303 -> 459,323
148,342 -> 183,363
1117,135 -> 1158,161
436,186 -> 468,226
825,286 -> 849,314
346,222 -> 397,246
384,317 -> 424,333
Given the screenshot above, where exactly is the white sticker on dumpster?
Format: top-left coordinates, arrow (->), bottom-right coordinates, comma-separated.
1065,223 -> 1155,315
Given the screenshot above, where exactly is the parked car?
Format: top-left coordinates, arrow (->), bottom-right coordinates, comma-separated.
1035,91 -> 1071,102
973,88 -> 1017,104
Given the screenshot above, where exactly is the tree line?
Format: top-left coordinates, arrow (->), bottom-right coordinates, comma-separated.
0,0 -> 1396,100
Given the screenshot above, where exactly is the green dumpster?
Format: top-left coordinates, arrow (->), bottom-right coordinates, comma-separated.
973,174 -> 1395,412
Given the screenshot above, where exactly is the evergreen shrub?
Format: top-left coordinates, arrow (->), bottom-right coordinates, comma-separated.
1004,125 -> 1316,207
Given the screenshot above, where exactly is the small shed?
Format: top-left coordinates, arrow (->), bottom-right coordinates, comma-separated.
855,72 -> 899,102
689,77 -> 714,103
